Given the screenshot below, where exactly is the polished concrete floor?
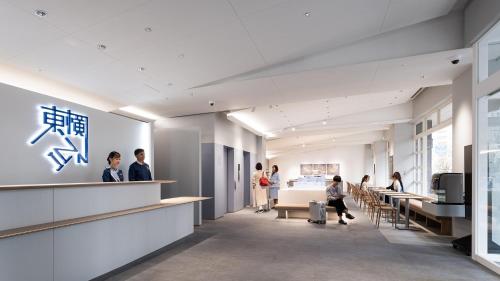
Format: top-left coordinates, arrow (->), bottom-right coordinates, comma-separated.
106,198 -> 499,281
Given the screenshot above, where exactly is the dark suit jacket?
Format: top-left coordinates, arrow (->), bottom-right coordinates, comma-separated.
102,168 -> 124,182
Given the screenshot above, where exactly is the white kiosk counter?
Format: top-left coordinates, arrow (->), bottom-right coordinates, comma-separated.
0,180 -> 209,281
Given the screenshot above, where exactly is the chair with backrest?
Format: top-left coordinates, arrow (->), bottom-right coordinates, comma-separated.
372,191 -> 397,228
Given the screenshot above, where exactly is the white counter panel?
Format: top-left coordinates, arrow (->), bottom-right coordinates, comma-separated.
0,189 -> 53,231
53,183 -> 161,221
54,203 -> 193,281
278,188 -> 327,205
0,231 -> 53,281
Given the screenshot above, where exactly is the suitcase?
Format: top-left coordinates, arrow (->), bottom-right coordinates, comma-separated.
308,200 -> 326,224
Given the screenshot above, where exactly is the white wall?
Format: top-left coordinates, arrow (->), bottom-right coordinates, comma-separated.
154,128 -> 202,224
452,67 -> 473,173
269,144 -> 370,189
155,113 -> 214,144
373,140 -> 389,186
0,83 -> 152,185
214,112 -> 258,154
413,85 -> 452,120
391,123 -> 415,192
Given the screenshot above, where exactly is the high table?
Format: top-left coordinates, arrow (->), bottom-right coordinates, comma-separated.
389,194 -> 424,230
0,181 -> 210,281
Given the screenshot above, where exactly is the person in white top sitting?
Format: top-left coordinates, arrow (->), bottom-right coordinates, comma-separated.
360,175 -> 370,191
385,172 -> 404,204
387,172 -> 404,192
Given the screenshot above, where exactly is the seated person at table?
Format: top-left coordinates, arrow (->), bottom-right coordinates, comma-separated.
385,171 -> 404,204
102,151 -> 124,182
326,175 -> 355,225
386,172 -> 404,192
360,175 -> 370,191
128,148 -> 152,181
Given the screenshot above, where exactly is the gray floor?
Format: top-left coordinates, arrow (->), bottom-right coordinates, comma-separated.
106,198 -> 499,281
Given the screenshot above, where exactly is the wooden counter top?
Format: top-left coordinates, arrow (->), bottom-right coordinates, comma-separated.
0,180 -> 176,191
0,196 -> 210,239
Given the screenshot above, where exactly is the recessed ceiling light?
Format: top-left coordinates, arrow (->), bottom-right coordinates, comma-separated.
302,144 -> 306,148
291,127 -> 296,132
34,9 -> 48,17
304,12 -> 311,17
322,121 -> 327,125
97,44 -> 107,50
144,27 -> 152,32
138,66 -> 145,72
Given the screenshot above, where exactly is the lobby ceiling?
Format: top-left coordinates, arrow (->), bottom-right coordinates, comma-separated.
0,0 -> 472,153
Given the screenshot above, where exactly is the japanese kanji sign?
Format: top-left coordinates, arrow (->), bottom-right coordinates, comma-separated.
29,105 -> 89,172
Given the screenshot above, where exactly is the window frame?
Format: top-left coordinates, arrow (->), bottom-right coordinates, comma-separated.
413,99 -> 453,196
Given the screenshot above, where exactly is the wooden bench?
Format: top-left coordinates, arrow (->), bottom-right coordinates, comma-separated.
400,199 -> 452,235
275,203 -> 338,220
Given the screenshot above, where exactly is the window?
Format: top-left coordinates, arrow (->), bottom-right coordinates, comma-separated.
477,91 -> 500,256
415,122 -> 423,135
427,126 -> 453,194
427,112 -> 438,130
414,101 -> 452,196
478,20 -> 500,81
440,103 -> 452,122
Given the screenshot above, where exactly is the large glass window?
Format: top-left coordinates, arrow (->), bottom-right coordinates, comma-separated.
478,21 -> 500,81
414,102 -> 452,196
427,126 -> 453,194
478,91 -> 500,255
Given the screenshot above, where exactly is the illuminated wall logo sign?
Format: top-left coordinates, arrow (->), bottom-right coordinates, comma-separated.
29,105 -> 89,172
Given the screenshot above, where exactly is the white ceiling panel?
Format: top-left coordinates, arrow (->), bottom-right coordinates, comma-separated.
229,0 -> 289,18
240,0 -> 390,63
8,37 -> 115,78
8,0 -> 150,34
0,1 -> 67,61
372,49 -> 472,90
119,21 -> 266,89
70,0 -> 239,60
381,0 -> 456,32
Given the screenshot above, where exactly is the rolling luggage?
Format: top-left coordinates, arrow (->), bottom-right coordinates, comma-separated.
308,200 -> 326,224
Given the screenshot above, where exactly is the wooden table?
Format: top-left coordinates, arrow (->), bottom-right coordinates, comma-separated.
372,190 -> 401,202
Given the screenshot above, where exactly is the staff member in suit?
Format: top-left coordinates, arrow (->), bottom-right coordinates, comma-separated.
128,148 -> 152,181
102,151 -> 124,182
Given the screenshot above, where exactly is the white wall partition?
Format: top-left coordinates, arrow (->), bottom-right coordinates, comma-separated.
373,140 -> 389,187
0,82 -> 152,185
269,144 -> 370,189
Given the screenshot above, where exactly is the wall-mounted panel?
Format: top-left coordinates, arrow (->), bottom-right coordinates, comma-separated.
0,82 -> 152,185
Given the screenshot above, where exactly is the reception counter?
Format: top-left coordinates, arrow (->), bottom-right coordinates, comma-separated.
0,180 -> 209,281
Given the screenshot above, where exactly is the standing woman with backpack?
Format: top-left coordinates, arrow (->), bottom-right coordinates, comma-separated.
252,162 -> 269,213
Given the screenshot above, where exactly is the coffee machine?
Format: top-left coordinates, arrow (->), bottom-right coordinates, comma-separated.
431,173 -> 464,204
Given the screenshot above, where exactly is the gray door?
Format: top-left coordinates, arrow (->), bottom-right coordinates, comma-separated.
244,151 -> 251,206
